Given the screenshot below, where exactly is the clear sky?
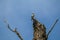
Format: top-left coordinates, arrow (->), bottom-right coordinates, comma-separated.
0,0 -> 60,40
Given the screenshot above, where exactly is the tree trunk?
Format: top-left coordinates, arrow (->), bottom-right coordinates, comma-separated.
32,19 -> 47,40
31,13 -> 47,40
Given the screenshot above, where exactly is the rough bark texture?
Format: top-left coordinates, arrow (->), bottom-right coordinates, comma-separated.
31,14 -> 47,40
31,13 -> 59,40
33,22 -> 47,40
5,13 -> 59,40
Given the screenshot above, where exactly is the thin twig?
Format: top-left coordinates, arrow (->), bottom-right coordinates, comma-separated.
8,24 -> 23,40
5,20 -> 23,40
47,19 -> 59,36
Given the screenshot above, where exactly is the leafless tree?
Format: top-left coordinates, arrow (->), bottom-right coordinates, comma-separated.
5,13 -> 59,40
31,13 -> 59,40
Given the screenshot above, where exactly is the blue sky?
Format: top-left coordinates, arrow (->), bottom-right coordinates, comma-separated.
0,0 -> 60,40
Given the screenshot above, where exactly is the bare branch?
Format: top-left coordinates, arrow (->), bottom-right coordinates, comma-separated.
7,24 -> 15,32
47,19 -> 59,36
4,20 -> 23,40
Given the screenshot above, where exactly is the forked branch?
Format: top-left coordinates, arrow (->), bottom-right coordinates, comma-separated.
4,20 -> 23,40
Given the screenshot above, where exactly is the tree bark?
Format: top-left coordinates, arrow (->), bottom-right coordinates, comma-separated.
31,13 -> 59,40
4,13 -> 59,40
